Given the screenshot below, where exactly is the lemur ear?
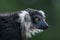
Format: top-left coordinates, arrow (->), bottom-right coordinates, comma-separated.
38,10 -> 45,18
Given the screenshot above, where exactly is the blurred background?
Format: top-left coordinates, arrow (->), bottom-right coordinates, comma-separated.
0,0 -> 60,40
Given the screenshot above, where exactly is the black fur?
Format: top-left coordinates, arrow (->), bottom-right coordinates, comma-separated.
0,14 -> 23,40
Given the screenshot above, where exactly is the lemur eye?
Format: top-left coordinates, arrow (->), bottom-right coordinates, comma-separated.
35,18 -> 40,23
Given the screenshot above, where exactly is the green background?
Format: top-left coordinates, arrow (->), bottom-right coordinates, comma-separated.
0,0 -> 60,40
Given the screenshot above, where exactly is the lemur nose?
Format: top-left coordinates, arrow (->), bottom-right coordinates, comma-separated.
36,20 -> 48,30
40,22 -> 48,30
41,20 -> 48,30
41,26 -> 48,30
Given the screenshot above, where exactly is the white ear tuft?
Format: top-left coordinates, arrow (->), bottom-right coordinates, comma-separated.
38,10 -> 45,18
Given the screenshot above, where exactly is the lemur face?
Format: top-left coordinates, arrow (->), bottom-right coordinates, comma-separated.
25,8 -> 48,30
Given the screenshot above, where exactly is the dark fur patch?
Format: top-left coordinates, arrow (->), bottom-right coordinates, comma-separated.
0,14 -> 23,40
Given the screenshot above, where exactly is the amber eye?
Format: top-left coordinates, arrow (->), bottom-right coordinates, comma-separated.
35,18 -> 40,23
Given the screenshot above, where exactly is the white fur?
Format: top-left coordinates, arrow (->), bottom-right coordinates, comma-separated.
29,29 -> 43,37
38,10 -> 45,18
18,11 -> 32,38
